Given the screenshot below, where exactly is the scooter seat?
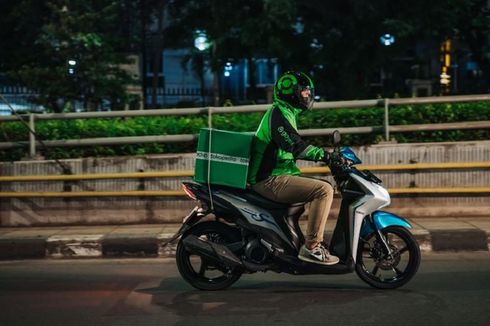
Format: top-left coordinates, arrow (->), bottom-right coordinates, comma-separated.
242,191 -> 304,210
221,186 -> 305,210
193,182 -> 305,210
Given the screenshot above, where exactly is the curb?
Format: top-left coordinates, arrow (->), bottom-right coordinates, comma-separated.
0,229 -> 488,260
412,230 -> 489,252
43,235 -> 177,259
429,229 -> 488,251
0,237 -> 47,259
46,235 -> 104,258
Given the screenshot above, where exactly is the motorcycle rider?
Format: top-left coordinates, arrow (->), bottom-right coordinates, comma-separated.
248,71 -> 340,265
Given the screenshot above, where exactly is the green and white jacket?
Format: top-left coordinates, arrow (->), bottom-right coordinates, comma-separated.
247,100 -> 330,185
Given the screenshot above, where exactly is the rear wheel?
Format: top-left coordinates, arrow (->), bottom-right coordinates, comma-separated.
355,226 -> 420,289
176,221 -> 243,291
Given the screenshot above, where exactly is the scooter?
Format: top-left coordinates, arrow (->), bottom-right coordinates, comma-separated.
174,131 -> 420,290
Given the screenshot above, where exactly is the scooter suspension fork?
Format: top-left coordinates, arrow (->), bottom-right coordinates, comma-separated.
375,228 -> 394,258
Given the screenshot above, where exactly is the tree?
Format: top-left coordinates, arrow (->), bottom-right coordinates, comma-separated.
0,0 -> 138,112
293,0 -> 490,99
295,1 -> 408,99
165,0 -> 297,105
2,0 -> 488,109
234,0 -> 296,101
165,0 -> 236,106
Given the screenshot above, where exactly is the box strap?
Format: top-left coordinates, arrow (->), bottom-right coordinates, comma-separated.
207,107 -> 214,210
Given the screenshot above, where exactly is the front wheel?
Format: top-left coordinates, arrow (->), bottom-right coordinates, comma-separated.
355,226 -> 420,289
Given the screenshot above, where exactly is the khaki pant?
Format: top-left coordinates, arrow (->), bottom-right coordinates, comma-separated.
252,175 -> 334,248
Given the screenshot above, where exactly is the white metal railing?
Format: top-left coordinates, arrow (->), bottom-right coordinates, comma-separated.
0,94 -> 489,158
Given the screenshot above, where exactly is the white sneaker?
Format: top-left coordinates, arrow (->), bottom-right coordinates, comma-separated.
298,244 -> 340,265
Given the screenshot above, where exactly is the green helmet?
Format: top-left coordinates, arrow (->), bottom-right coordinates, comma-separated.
274,71 -> 315,112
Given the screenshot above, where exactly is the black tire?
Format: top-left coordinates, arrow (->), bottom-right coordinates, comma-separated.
176,221 -> 243,291
355,226 -> 420,289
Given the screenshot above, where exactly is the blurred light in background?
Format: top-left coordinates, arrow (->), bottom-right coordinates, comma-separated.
310,38 -> 323,49
293,18 -> 304,34
380,34 -> 395,46
68,59 -> 77,75
224,62 -> 232,77
194,30 -> 210,51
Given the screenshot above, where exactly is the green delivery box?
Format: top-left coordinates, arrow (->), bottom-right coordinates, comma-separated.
194,128 -> 254,189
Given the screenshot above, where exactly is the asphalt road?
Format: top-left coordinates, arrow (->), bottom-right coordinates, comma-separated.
0,252 -> 489,326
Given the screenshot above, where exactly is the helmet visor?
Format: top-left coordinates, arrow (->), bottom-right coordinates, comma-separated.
299,85 -> 315,111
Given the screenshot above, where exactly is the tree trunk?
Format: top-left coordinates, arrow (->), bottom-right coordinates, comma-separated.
196,54 -> 206,107
150,1 -> 165,108
150,48 -> 160,108
140,0 -> 148,109
212,44 -> 220,106
247,56 -> 257,102
212,71 -> 220,107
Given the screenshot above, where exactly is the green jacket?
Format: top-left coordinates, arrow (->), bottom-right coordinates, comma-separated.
248,100 -> 329,185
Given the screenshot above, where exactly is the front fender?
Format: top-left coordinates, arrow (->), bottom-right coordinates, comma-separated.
361,210 -> 412,238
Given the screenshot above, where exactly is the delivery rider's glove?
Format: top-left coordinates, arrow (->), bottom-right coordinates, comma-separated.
324,149 -> 348,166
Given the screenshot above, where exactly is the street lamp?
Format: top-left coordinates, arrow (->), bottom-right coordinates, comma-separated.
379,34 -> 395,97
194,31 -> 211,106
380,34 -> 395,46
194,30 -> 211,52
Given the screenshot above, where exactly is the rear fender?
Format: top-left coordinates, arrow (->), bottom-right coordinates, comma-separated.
162,206 -> 206,245
361,210 -> 412,238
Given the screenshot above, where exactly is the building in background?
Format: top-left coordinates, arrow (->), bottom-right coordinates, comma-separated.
143,49 -> 279,108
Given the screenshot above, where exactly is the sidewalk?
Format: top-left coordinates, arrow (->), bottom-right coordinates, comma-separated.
0,217 -> 489,260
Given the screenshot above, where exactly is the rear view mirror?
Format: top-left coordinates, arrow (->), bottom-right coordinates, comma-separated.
332,130 -> 341,145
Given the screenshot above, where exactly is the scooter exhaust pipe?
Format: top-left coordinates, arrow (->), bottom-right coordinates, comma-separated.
182,235 -> 243,268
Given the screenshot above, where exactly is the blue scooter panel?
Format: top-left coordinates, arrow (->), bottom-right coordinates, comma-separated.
361,211 -> 412,238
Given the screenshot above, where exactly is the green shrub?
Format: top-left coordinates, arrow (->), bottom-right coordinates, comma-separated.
0,101 -> 489,161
